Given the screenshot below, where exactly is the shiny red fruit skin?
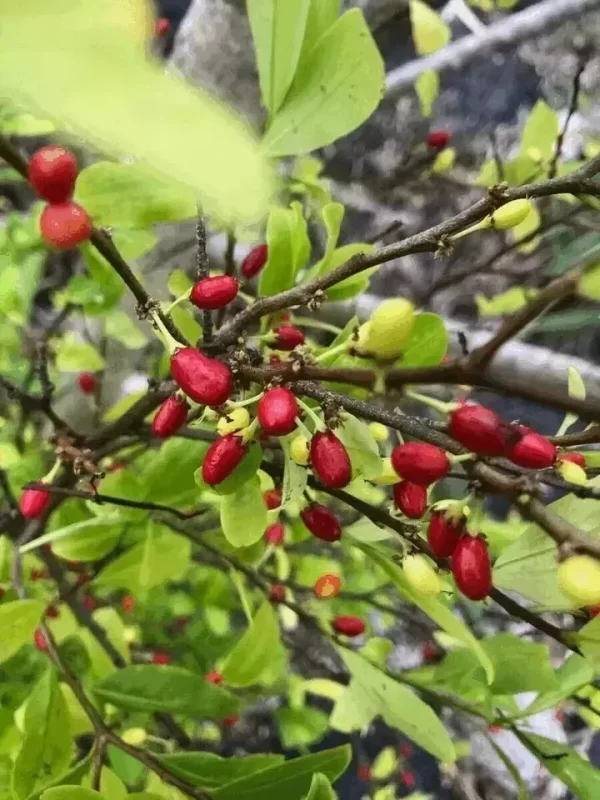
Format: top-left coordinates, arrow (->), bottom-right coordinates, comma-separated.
34,628 -> 48,652
451,535 -> 492,600
507,426 -> 556,469
20,488 -> 51,519
152,652 -> 171,665
426,130 -> 451,149
561,452 -> 586,468
264,522 -> 284,545
301,503 -> 342,542
332,615 -> 365,637
29,146 -> 78,203
427,512 -> 465,559
257,387 -> 298,436
202,434 -> 247,485
241,244 -> 268,278
40,202 -> 92,249
357,765 -> 371,782
190,275 -> 239,310
222,714 -> 239,728
81,594 -> 97,612
268,584 -> 286,603
121,594 -> 135,612
393,481 -> 427,519
391,442 -> 449,486
263,488 -> 282,510
78,372 -> 96,394
310,431 -> 352,488
274,325 -> 305,350
449,404 -> 515,457
152,394 -> 189,438
171,347 -> 233,406
205,671 -> 223,685
155,16 -> 171,36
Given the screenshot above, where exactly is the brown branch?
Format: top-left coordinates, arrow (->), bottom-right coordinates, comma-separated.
195,212 -> 213,344
548,50 -> 588,179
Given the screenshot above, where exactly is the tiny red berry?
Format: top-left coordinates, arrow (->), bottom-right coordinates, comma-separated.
399,742 -> 412,758
451,535 -> 492,601
449,404 -> 516,457
241,244 -> 268,279
332,615 -> 365,637
171,347 -> 233,407
121,594 -> 135,613
222,714 -> 239,728
421,642 -> 438,662
393,481 -> 427,519
427,512 -> 465,559
274,325 -> 305,351
155,17 -> 171,37
310,431 -> 352,489
34,628 -> 48,652
401,769 -> 416,787
487,724 -> 502,734
190,275 -> 239,310
268,584 -> 286,604
391,442 -> 449,486
78,372 -> 96,395
202,434 -> 248,485
357,765 -> 371,782
426,130 -> 451,149
588,604 -> 600,617
45,605 -> 60,619
30,568 -> 50,581
28,145 -> 78,203
40,202 -> 92,249
205,670 -> 223,685
152,652 -> 171,665
257,387 -> 298,436
506,425 -> 556,469
81,594 -> 97,612
561,452 -> 586,468
20,488 -> 51,519
152,394 -> 189,438
314,573 -> 342,599
263,488 -> 282,510
264,522 -> 285,545
301,503 -> 342,542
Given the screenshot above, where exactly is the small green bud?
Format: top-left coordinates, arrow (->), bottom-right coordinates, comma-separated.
368,422 -> 389,442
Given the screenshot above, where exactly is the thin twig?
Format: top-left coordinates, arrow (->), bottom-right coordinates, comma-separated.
196,211 -> 213,344
548,50 -> 588,179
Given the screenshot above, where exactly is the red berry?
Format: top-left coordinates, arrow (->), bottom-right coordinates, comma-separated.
33,628 -> 48,652
190,275 -> 239,310
222,714 -> 239,728
401,769 -> 416,787
257,387 -> 298,436
28,146 -> 78,203
263,488 -> 282,510
357,765 -> 371,782
561,452 -> 586,468
393,481 -> 427,519
241,244 -> 268,279
121,594 -> 135,613
171,347 -> 233,407
269,354 -> 282,366
268,584 -> 286,604
301,503 -> 342,542
20,487 -> 51,519
205,671 -> 223,685
81,594 -> 97,612
152,394 -> 189,438
506,426 -> 556,469
427,512 -> 465,559
40,202 -> 92,249
45,605 -> 60,619
399,743 -> 412,758
78,372 -> 96,395
314,573 -> 341,599
588,604 -> 600,617
426,130 -> 451,149
451,535 -> 492,601
274,325 -> 305,351
449,404 -> 516,457
310,431 -> 352,489
332,615 -> 365,637
391,442 -> 449,486
152,652 -> 171,665
264,522 -> 284,545
202,434 -> 248,485
421,642 -> 438,662
155,17 -> 171,37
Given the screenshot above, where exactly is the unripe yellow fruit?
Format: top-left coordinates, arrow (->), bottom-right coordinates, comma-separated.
558,555 -> 600,606
490,199 -> 534,231
368,422 -> 389,442
347,322 -> 372,355
217,407 -> 250,435
371,457 -> 399,486
557,459 -> 587,486
122,727 -> 148,746
403,555 -> 443,596
290,434 -> 310,466
364,299 -> 415,360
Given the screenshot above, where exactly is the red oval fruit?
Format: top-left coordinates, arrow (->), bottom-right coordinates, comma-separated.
274,325 -> 305,351
45,605 -> 60,619
33,628 -> 48,652
40,202 -> 92,249
20,487 -> 51,519
301,503 -> 342,542
152,394 -> 189,438
451,535 -> 492,601
426,130 -> 451,149
393,481 -> 427,519
81,594 -> 97,612
121,594 -> 135,613
205,671 -> 223,685
241,244 -> 268,278
222,714 -> 239,728
151,652 -> 171,665
427,512 -> 465,559
332,615 -> 365,637
155,16 -> 171,37
171,347 -> 233,406
190,275 -> 239,310
78,372 -> 96,395
263,488 -> 282,510
310,431 -> 352,488
561,452 -> 586,468
257,387 -> 298,436
449,404 -> 517,457
29,146 -> 78,203
268,584 -> 286,604
202,434 -> 247,485
391,442 -> 449,486
264,522 -> 285,545
506,426 -> 556,469
357,765 -> 372,782
314,573 -> 342,599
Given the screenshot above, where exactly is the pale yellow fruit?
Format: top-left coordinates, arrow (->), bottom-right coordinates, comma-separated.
217,407 -> 250,435
347,322 -> 372,355
369,422 -> 389,442
290,435 -> 310,466
122,727 -> 148,746
558,555 -> 600,606
403,555 -> 443,596
490,199 -> 533,231
364,299 -> 415,360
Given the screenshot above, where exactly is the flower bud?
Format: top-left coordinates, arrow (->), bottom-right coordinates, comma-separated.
217,407 -> 250,436
490,199 -> 534,230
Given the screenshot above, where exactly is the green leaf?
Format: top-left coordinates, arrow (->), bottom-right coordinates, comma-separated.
522,733 -> 600,799
167,269 -> 193,298
530,309 -> 600,334
400,312 -> 447,367
169,305 -> 202,345
82,768 -> 126,800
54,333 -> 105,372
276,707 -> 330,749
371,747 -> 398,781
26,515 -> 124,562
263,9 -> 384,157
41,790 -> 104,800
159,753 -> 283,789
315,203 -> 345,276
298,0 -> 341,72
323,243 -> 377,302
248,0 -> 311,115
346,518 -> 393,543
516,654 -> 594,718
281,438 -> 308,506
140,437 -> 208,505
519,100 -> 559,161
574,614 -> 600,666
337,414 -> 382,480
221,601 -> 286,687
415,68 -> 439,117
259,203 -> 311,296
212,746 -> 351,800
105,309 -> 147,350
94,664 -> 239,718
26,751 -> 94,800
331,649 -> 455,763
476,287 -> 529,317
482,634 -> 557,695
549,232 -> 600,276
487,740 -> 528,800
102,390 -> 146,423
220,475 -> 268,548
303,773 -> 335,800
0,0 -> 272,225
0,599 -> 44,664
409,0 -> 450,56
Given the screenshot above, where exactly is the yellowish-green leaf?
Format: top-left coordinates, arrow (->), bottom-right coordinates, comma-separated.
415,69 -> 439,117
519,100 -> 559,162
221,601 -> 287,687
55,333 -> 105,372
0,599 -> 45,664
409,0 -> 450,56
476,287 -> 530,317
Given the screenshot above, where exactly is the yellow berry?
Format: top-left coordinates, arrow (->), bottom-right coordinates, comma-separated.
347,322 -> 372,355
290,434 -> 310,466
558,555 -> 600,606
121,727 -> 148,746
371,457 -> 400,486
490,199 -> 534,231
557,459 -> 587,486
364,299 -> 415,360
368,422 -> 389,442
123,625 -> 139,644
403,554 -> 443,597
217,407 -> 250,435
